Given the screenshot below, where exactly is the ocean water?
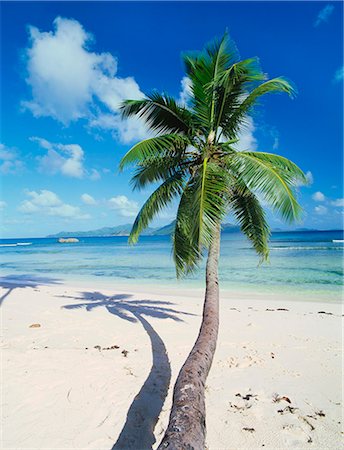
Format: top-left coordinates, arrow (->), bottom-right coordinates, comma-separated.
0,230 -> 343,300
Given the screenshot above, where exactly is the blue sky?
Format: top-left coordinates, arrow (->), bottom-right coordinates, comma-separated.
0,1 -> 343,238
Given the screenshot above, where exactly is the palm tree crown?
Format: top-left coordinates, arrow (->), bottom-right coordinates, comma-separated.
119,33 -> 307,276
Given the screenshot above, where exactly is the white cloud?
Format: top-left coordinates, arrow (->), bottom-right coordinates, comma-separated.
19,189 -> 90,219
305,171 -> 314,185
114,116 -> 150,144
59,145 -> 84,177
272,137 -> 279,150
32,137 -> 103,180
334,66 -> 344,83
295,170 -> 313,188
312,191 -> 325,202
88,113 -> 149,144
26,189 -> 62,207
94,74 -> 143,112
19,200 -> 40,214
31,137 -> 85,178
217,115 -> 256,151
47,204 -> 89,219
0,144 -> 15,160
331,198 -> 344,207
23,17 -> 147,143
0,200 -> 7,209
108,195 -> 139,217
179,76 -> 192,106
234,116 -> 257,151
89,168 -> 101,181
314,205 -> 328,215
0,143 -> 25,175
81,193 -> 96,205
314,4 -> 334,27
23,17 -> 99,123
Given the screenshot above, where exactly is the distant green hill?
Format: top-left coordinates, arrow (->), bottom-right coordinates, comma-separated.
153,220 -> 176,235
47,221 -> 242,238
221,223 -> 240,233
47,225 -> 155,238
153,222 -> 241,235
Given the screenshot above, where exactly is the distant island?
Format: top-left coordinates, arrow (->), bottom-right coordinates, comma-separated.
46,223 -> 325,238
47,222 -> 242,238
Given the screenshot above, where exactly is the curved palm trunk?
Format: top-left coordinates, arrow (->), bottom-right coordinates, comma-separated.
158,226 -> 221,450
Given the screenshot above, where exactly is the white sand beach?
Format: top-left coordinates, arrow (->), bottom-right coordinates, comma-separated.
1,279 -> 342,450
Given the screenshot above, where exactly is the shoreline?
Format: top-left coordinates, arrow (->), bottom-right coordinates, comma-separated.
1,271 -> 342,305
1,278 -> 343,449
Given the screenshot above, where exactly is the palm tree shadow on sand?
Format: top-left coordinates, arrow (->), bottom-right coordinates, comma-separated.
62,291 -> 194,450
0,274 -> 61,307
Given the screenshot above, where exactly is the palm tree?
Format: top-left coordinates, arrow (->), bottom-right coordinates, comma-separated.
119,33 -> 306,449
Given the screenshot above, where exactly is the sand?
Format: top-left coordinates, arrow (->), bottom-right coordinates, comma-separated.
1,277 -> 342,450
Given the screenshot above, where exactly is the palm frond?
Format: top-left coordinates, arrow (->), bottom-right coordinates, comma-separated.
173,161 -> 229,276
210,58 -> 266,134
243,152 -> 308,186
190,161 -> 229,250
214,58 -> 266,88
207,33 -> 234,129
129,173 -> 185,244
230,151 -> 303,222
173,183 -> 202,277
119,134 -> 190,170
183,32 -> 238,133
230,185 -> 270,261
205,32 -> 238,68
222,77 -> 296,138
120,93 -> 193,135
131,154 -> 188,190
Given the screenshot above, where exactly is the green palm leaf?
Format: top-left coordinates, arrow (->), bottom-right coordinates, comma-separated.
131,154 -> 188,190
129,173 -> 185,244
120,93 -> 192,135
222,77 -> 296,139
119,134 -> 190,171
174,161 -> 229,276
210,58 -> 266,135
230,151 -> 304,222
183,33 -> 238,133
173,182 -> 202,276
207,33 -> 234,130
230,185 -> 270,262
173,162 -> 230,276
243,152 -> 308,185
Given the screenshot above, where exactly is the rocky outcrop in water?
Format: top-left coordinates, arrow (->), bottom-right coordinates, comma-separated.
58,238 -> 79,243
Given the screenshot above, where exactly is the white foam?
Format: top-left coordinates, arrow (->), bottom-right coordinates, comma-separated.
0,242 -> 32,247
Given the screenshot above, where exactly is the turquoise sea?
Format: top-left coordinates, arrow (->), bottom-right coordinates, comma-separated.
0,230 -> 343,301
